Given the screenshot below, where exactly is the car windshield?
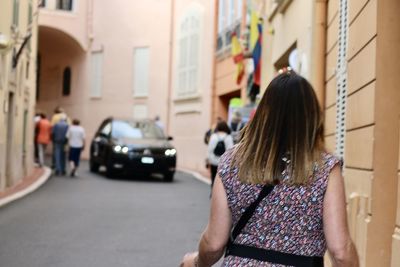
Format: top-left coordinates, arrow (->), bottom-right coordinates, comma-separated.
111,120 -> 165,139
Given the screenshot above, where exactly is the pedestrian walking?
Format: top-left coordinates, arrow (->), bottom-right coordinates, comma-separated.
154,115 -> 165,133
180,72 -> 359,267
34,112 -> 41,164
207,120 -> 233,189
66,119 -> 85,177
50,106 -> 70,169
36,113 -> 52,168
229,110 -> 245,144
52,114 -> 69,175
203,117 -> 222,145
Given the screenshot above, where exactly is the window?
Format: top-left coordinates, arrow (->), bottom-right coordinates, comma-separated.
227,0 -> 235,26
177,4 -> 203,97
236,0 -> 243,20
100,123 -> 111,136
13,0 -> 19,26
26,61 -> 29,79
62,67 -> 71,96
27,1 -> 32,51
39,0 -> 46,7
56,0 -> 73,11
112,120 -> 164,139
217,0 -> 242,53
90,52 -> 103,98
28,2 -> 32,24
218,0 -> 226,34
133,47 -> 150,97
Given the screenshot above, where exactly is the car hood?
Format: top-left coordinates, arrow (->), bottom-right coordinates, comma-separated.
115,137 -> 173,149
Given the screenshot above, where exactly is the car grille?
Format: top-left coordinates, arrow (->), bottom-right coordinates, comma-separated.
130,148 -> 166,156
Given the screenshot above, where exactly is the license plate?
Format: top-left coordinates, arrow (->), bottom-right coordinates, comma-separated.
141,157 -> 154,164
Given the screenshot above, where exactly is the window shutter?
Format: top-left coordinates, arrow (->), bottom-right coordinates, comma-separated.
133,47 -> 150,97
177,5 -> 202,97
218,0 -> 226,34
90,52 -> 103,98
335,0 -> 349,160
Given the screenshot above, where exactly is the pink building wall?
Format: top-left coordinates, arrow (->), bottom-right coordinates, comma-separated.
169,0 -> 214,174
38,0 -> 214,175
38,0 -> 173,158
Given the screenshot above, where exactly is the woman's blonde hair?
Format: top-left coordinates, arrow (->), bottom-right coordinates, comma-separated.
234,72 -> 324,185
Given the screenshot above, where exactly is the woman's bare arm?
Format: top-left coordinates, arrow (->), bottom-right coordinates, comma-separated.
197,175 -> 232,267
323,164 -> 359,267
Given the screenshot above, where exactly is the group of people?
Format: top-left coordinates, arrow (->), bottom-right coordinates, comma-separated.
204,111 -> 245,189
182,72 -> 359,266
34,107 -> 86,177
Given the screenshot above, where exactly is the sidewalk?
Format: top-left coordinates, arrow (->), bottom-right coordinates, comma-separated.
0,166 -> 52,208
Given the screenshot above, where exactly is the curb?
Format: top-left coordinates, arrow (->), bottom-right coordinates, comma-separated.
0,167 -> 52,208
178,168 -> 211,185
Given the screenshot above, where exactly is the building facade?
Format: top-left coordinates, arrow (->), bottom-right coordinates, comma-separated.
213,0 -> 248,122
37,0 -> 214,174
324,0 -> 400,266
0,0 -> 39,191
169,0 -> 215,173
258,0 -> 400,266
38,0 -> 173,152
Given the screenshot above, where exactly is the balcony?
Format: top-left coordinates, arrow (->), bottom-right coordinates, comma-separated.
38,0 -> 91,51
216,21 -> 242,60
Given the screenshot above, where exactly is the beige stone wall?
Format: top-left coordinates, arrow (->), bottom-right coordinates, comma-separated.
0,0 -> 38,191
325,0 -> 400,266
393,125 -> 400,266
261,0 -> 314,90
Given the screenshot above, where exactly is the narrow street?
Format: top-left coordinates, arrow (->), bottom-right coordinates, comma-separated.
0,163 -> 211,267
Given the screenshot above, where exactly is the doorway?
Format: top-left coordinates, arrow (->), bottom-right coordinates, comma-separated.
5,92 -> 15,187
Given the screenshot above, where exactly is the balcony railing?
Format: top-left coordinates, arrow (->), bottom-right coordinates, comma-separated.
216,21 -> 242,59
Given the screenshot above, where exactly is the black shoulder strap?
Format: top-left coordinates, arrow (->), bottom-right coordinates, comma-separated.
230,184 -> 275,242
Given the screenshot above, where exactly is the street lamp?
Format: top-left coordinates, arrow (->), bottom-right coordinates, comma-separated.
0,33 -> 12,53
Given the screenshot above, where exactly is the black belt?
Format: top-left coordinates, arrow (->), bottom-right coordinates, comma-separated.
226,243 -> 324,267
224,183 -> 324,267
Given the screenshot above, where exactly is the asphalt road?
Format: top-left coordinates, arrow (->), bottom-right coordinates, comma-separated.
0,163 -> 212,267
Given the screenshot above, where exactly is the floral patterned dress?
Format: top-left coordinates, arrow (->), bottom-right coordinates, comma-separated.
218,147 -> 341,267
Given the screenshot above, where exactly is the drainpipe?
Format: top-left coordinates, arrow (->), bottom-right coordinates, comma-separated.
310,0 -> 327,107
87,0 -> 94,42
166,0 -> 175,135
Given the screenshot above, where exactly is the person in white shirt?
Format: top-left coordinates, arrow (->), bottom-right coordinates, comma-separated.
207,121 -> 234,189
154,115 -> 165,132
66,119 -> 85,177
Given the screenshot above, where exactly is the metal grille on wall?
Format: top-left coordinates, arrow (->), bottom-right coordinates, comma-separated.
335,0 -> 349,160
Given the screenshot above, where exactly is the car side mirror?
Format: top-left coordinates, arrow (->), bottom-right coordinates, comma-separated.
167,136 -> 173,141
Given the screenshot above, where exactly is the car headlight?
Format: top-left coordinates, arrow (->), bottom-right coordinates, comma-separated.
165,148 -> 177,156
114,145 -> 122,153
114,145 -> 129,154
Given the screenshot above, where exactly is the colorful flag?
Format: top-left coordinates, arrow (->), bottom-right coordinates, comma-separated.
253,21 -> 262,85
231,32 -> 245,85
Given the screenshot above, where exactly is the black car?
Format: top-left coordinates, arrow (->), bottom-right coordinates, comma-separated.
89,118 -> 177,181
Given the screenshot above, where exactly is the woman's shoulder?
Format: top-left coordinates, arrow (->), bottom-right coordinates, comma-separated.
319,151 -> 342,168
313,151 -> 343,184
